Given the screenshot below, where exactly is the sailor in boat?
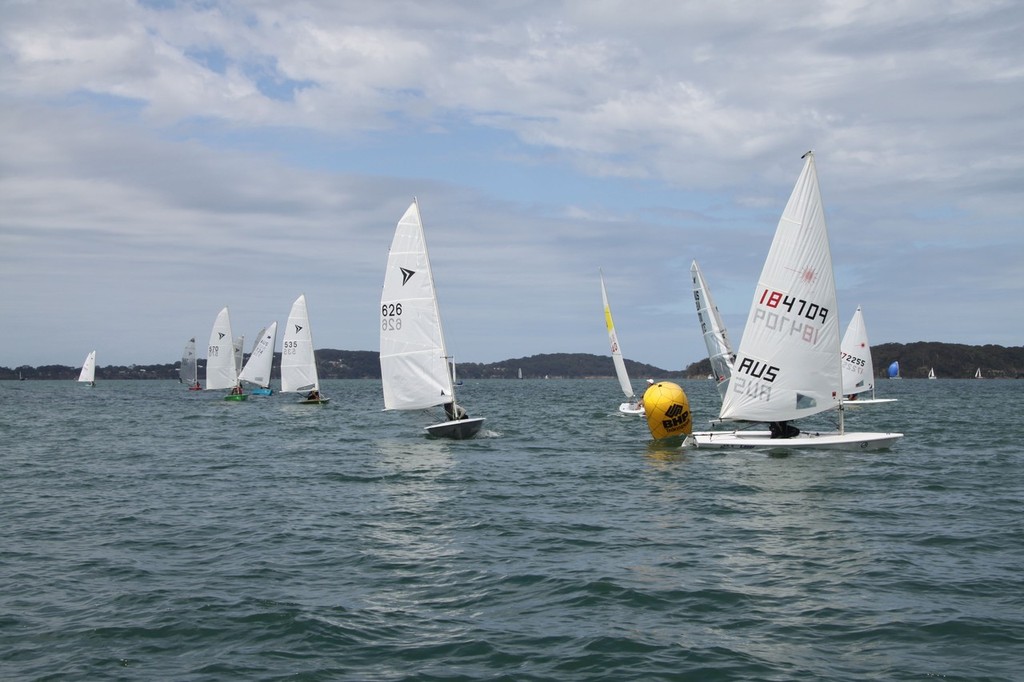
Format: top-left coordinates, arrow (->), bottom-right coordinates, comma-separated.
306,389 -> 322,401
229,385 -> 244,396
444,402 -> 469,421
769,421 -> 800,439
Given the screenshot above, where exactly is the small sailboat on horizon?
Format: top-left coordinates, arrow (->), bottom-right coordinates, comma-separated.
840,306 -> 897,406
78,350 -> 96,387
888,360 -> 901,379
281,295 -> 329,404
691,259 -> 735,402
239,322 -> 278,396
206,307 -> 247,401
928,367 -> 936,380
379,199 -> 484,439
600,268 -> 643,415
975,367 -> 983,379
180,337 -> 201,390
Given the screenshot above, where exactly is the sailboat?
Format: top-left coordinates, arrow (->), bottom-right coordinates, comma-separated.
206,307 -> 247,401
238,322 -> 278,396
975,367 -> 982,379
600,269 -> 643,415
691,260 -> 735,401
840,306 -> 897,406
77,350 -> 96,387
691,152 -> 902,451
379,199 -> 485,439
281,295 -> 329,404
180,337 -> 202,390
887,360 -> 901,379
928,367 -> 936,380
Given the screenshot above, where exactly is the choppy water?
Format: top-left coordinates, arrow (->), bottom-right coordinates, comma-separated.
2,378 -> 1022,680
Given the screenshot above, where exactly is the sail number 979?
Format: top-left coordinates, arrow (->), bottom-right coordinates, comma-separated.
382,303 -> 402,331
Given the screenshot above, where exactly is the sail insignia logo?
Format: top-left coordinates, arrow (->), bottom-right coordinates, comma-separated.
400,267 -> 415,285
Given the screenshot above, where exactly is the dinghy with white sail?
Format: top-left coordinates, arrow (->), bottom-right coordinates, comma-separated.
78,350 -> 96,387
380,199 -> 484,439
691,260 -> 735,402
281,295 -> 328,404
840,306 -> 896,406
206,306 -> 247,400
239,322 -> 277,396
690,152 -> 902,452
180,338 -> 201,390
600,269 -> 643,415
928,367 -> 936,379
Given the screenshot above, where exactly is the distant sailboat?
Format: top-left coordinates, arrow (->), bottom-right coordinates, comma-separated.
518,367 -> 523,380
239,322 -> 278,396
840,306 -> 896,405
207,307 -> 247,401
975,367 -> 982,379
180,337 -> 201,390
691,260 -> 735,401
380,199 -> 484,439
78,350 -> 96,387
691,152 -> 902,451
887,361 -> 901,380
281,295 -> 329,404
928,367 -> 936,380
600,268 -> 643,415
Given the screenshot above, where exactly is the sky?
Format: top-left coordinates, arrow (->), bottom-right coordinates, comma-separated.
2,0 -> 1022,371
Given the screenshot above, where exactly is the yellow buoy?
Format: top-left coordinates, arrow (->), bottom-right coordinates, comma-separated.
643,381 -> 692,440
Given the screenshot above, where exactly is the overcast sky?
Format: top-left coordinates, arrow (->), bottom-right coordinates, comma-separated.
2,0 -> 1022,371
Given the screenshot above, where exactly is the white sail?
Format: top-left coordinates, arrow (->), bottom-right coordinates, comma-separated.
691,260 -> 735,401
928,367 -> 936,379
840,306 -> 875,397
379,200 -> 455,411
719,152 -> 841,424
238,322 -> 277,389
78,350 -> 96,384
281,295 -> 321,393
975,367 -> 982,379
233,336 -> 245,375
599,269 -> 637,403
206,307 -> 238,390
180,338 -> 198,385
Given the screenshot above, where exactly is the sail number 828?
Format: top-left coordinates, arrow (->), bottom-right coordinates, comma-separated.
382,303 -> 402,331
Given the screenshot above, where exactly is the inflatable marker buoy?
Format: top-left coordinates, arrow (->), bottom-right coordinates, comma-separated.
643,381 -> 692,440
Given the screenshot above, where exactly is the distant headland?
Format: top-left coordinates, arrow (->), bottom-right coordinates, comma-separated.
3,343 -> 1022,381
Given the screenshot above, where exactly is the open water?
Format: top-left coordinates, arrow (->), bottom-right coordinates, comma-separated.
2,378 -> 1022,681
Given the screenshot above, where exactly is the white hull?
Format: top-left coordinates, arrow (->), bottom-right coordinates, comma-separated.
843,398 -> 898,406
691,429 -> 903,452
425,417 -> 485,440
619,401 -> 644,416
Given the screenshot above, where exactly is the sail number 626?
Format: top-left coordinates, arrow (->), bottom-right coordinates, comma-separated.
382,303 -> 402,331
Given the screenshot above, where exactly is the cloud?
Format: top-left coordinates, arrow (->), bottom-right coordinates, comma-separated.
1,0 -> 1022,368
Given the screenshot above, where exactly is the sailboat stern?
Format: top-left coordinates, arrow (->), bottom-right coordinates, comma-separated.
425,417 -> 485,440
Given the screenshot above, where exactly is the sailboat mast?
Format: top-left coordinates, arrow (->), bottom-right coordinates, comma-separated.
415,197 -> 457,405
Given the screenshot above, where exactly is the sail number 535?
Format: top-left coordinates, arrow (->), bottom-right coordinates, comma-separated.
382,303 -> 402,331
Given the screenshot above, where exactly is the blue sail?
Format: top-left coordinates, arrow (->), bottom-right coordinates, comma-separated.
888,361 -> 900,378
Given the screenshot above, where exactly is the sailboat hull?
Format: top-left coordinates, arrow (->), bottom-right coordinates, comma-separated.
843,398 -> 898,407
250,388 -> 273,396
298,397 -> 330,405
425,417 -> 485,440
223,393 -> 248,401
692,429 -> 902,452
619,401 -> 644,416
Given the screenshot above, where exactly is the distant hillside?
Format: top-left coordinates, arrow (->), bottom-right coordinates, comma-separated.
682,342 -> 1024,379
4,344 -> 1022,380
